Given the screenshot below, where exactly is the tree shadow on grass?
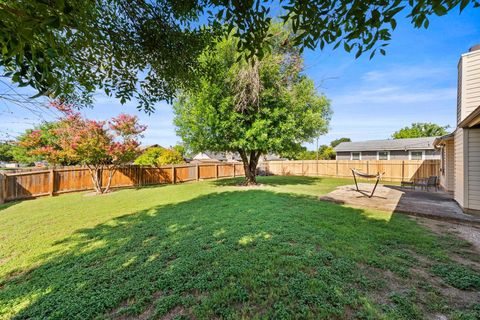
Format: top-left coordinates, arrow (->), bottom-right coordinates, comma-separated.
213,175 -> 328,187
1,190 -> 478,319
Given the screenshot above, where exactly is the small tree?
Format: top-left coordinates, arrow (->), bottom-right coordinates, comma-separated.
134,147 -> 184,166
174,26 -> 331,185
392,123 -> 450,139
319,145 -> 336,160
0,143 -> 14,162
134,147 -> 165,166
158,149 -> 184,165
22,102 -> 146,194
13,122 -> 66,165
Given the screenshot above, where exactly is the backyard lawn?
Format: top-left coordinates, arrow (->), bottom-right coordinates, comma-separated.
0,176 -> 479,319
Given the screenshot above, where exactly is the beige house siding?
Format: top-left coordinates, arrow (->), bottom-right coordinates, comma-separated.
445,140 -> 455,192
439,139 -> 455,192
457,61 -> 462,123
454,129 -> 465,207
458,49 -> 480,122
467,128 -> 480,211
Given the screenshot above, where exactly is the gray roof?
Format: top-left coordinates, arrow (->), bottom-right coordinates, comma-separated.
334,137 -> 438,152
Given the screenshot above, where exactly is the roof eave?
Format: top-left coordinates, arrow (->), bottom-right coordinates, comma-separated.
433,132 -> 455,147
458,105 -> 480,128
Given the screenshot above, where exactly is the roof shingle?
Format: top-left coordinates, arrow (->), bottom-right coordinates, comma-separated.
334,137 -> 438,152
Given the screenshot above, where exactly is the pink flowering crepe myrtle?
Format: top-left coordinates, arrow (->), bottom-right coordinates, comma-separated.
24,101 -> 147,194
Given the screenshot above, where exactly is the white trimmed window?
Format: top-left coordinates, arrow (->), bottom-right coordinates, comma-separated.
350,152 -> 361,160
377,151 -> 390,160
409,150 -> 424,160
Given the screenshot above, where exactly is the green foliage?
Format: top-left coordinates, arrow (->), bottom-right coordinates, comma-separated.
295,149 -> 317,160
392,123 -> 450,139
158,148 -> 184,165
330,137 -> 351,148
13,122 -> 63,165
134,147 -> 165,166
319,145 -> 336,160
0,143 -> 14,162
294,137 -> 344,161
134,147 -> 184,166
3,1 -> 478,109
295,145 -> 336,160
172,144 -> 187,157
0,176 -> 478,318
174,25 -> 331,183
214,0 -> 480,61
0,1 -> 210,111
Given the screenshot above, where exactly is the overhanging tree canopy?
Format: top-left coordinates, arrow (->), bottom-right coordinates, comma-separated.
1,0 -> 478,111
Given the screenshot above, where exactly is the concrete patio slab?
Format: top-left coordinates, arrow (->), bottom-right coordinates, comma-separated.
320,183 -> 480,225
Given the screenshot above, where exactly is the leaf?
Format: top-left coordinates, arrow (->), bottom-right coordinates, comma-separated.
390,19 -> 397,30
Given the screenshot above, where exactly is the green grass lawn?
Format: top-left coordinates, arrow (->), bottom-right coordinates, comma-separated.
0,176 -> 479,319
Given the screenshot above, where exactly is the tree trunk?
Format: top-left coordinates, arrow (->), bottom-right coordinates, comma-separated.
239,150 -> 261,185
103,167 -> 117,194
87,166 -> 104,194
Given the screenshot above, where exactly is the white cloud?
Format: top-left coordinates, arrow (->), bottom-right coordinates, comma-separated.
332,86 -> 456,105
361,65 -> 454,82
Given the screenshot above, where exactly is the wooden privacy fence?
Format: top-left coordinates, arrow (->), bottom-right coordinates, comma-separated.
261,160 -> 440,182
0,163 -> 245,203
0,160 -> 440,203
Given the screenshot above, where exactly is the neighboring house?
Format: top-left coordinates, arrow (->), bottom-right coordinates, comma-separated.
191,152 -> 241,163
191,151 -> 286,163
334,137 -> 440,161
434,45 -> 480,214
139,144 -> 163,152
259,154 -> 286,162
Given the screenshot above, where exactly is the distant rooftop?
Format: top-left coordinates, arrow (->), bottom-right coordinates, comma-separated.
334,137 -> 438,152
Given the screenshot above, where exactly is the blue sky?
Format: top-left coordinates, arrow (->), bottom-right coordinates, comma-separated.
1,7 -> 480,150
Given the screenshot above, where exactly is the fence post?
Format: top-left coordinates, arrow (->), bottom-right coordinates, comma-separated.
49,168 -> 55,196
215,164 -> 219,179
196,163 -> 199,181
0,174 -> 5,204
232,163 -> 236,178
402,160 -> 405,181
336,161 -> 339,178
138,166 -> 143,187
301,160 -> 304,176
171,165 -> 175,184
366,161 -> 369,175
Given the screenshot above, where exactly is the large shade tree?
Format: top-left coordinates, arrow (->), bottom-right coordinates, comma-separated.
392,122 -> 450,139
1,1 -> 478,110
174,26 -> 331,185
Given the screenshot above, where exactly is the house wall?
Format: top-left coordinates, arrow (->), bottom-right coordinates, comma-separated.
336,152 -> 354,160
439,139 -> 455,192
454,129 -> 465,207
458,49 -> 480,123
466,128 -> 480,212
335,149 -> 440,160
359,151 -> 377,160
